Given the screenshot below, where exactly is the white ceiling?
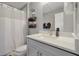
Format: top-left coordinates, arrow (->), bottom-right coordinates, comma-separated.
43,2 -> 64,13
2,2 -> 27,9
1,2 -> 64,11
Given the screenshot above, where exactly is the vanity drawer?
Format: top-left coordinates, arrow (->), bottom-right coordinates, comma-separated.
28,38 -> 75,56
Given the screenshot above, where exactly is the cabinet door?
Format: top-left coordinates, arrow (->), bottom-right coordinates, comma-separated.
38,50 -> 56,56
28,46 -> 39,56
29,39 -> 75,56
37,47 -> 56,56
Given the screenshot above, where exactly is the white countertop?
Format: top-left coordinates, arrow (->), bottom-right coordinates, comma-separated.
26,32 -> 79,55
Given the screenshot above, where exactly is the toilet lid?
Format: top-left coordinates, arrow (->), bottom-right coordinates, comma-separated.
16,45 -> 27,52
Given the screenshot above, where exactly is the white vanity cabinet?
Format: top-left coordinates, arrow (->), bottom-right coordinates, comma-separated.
28,45 -> 53,56
27,38 -> 76,56
27,38 -> 55,56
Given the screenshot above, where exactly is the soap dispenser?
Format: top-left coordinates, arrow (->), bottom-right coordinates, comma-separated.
56,28 -> 60,37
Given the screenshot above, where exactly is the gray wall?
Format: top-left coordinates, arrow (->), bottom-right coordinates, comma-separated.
22,2 -> 44,34
22,2 -> 75,35
64,2 -> 74,32
77,3 -> 79,38
43,8 -> 64,31
43,12 -> 55,31
28,2 -> 44,34
24,2 -> 64,34
43,2 -> 75,33
64,13 -> 73,32
43,2 -> 64,14
30,2 -> 64,32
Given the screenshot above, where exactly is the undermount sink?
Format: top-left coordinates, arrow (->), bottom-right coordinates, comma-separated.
35,33 -> 56,39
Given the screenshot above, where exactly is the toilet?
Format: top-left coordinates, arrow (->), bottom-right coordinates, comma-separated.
14,45 -> 27,56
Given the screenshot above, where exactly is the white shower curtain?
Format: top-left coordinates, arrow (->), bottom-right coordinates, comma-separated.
0,3 -> 26,55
